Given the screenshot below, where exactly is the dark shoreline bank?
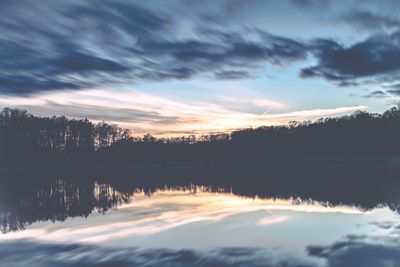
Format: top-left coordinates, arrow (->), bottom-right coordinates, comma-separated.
2,154 -> 397,172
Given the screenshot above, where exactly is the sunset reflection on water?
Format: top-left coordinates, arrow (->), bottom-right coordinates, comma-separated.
1,186 -> 400,266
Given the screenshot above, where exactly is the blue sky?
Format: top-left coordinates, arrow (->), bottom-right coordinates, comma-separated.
1,0 -> 400,135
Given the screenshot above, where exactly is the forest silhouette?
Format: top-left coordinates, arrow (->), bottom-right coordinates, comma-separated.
1,106 -> 400,169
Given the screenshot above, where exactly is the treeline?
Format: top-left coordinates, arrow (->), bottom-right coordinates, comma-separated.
0,108 -> 130,151
1,106 -> 400,168
0,108 -> 130,166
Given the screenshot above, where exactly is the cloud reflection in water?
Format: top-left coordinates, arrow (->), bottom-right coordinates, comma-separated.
0,188 -> 399,267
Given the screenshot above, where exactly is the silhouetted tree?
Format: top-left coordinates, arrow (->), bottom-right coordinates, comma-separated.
1,106 -> 400,168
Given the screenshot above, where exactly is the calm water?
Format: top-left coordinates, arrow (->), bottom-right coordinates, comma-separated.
1,176 -> 400,267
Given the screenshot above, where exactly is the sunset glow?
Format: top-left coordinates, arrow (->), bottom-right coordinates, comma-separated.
0,89 -> 366,136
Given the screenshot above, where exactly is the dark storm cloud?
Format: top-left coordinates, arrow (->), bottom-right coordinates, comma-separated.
301,33 -> 400,86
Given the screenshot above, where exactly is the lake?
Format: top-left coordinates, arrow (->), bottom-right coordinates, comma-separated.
1,173 -> 400,267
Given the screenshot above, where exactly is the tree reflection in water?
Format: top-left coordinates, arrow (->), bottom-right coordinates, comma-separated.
1,164 -> 400,233
0,178 -> 131,233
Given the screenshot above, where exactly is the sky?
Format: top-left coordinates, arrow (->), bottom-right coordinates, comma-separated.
1,0 -> 400,136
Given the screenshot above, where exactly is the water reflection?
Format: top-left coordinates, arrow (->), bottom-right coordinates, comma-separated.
0,179 -> 131,233
1,167 -> 400,234
0,182 -> 399,267
1,169 -> 400,266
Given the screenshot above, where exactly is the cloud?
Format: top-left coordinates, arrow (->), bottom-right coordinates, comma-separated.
0,74 -> 84,94
301,33 -> 400,86
289,0 -> 331,8
362,90 -> 388,98
388,89 -> 400,96
3,0 -> 400,95
263,106 -> 367,121
362,84 -> 400,99
69,1 -> 168,35
0,0 -> 313,95
0,1 -> 159,95
384,83 -> 400,96
131,32 -> 307,80
51,51 -> 129,73
341,10 -> 400,31
0,89 -> 365,136
214,70 -> 253,80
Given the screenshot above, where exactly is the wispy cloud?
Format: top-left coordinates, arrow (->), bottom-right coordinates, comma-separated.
0,89 -> 366,136
0,1 -> 310,95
